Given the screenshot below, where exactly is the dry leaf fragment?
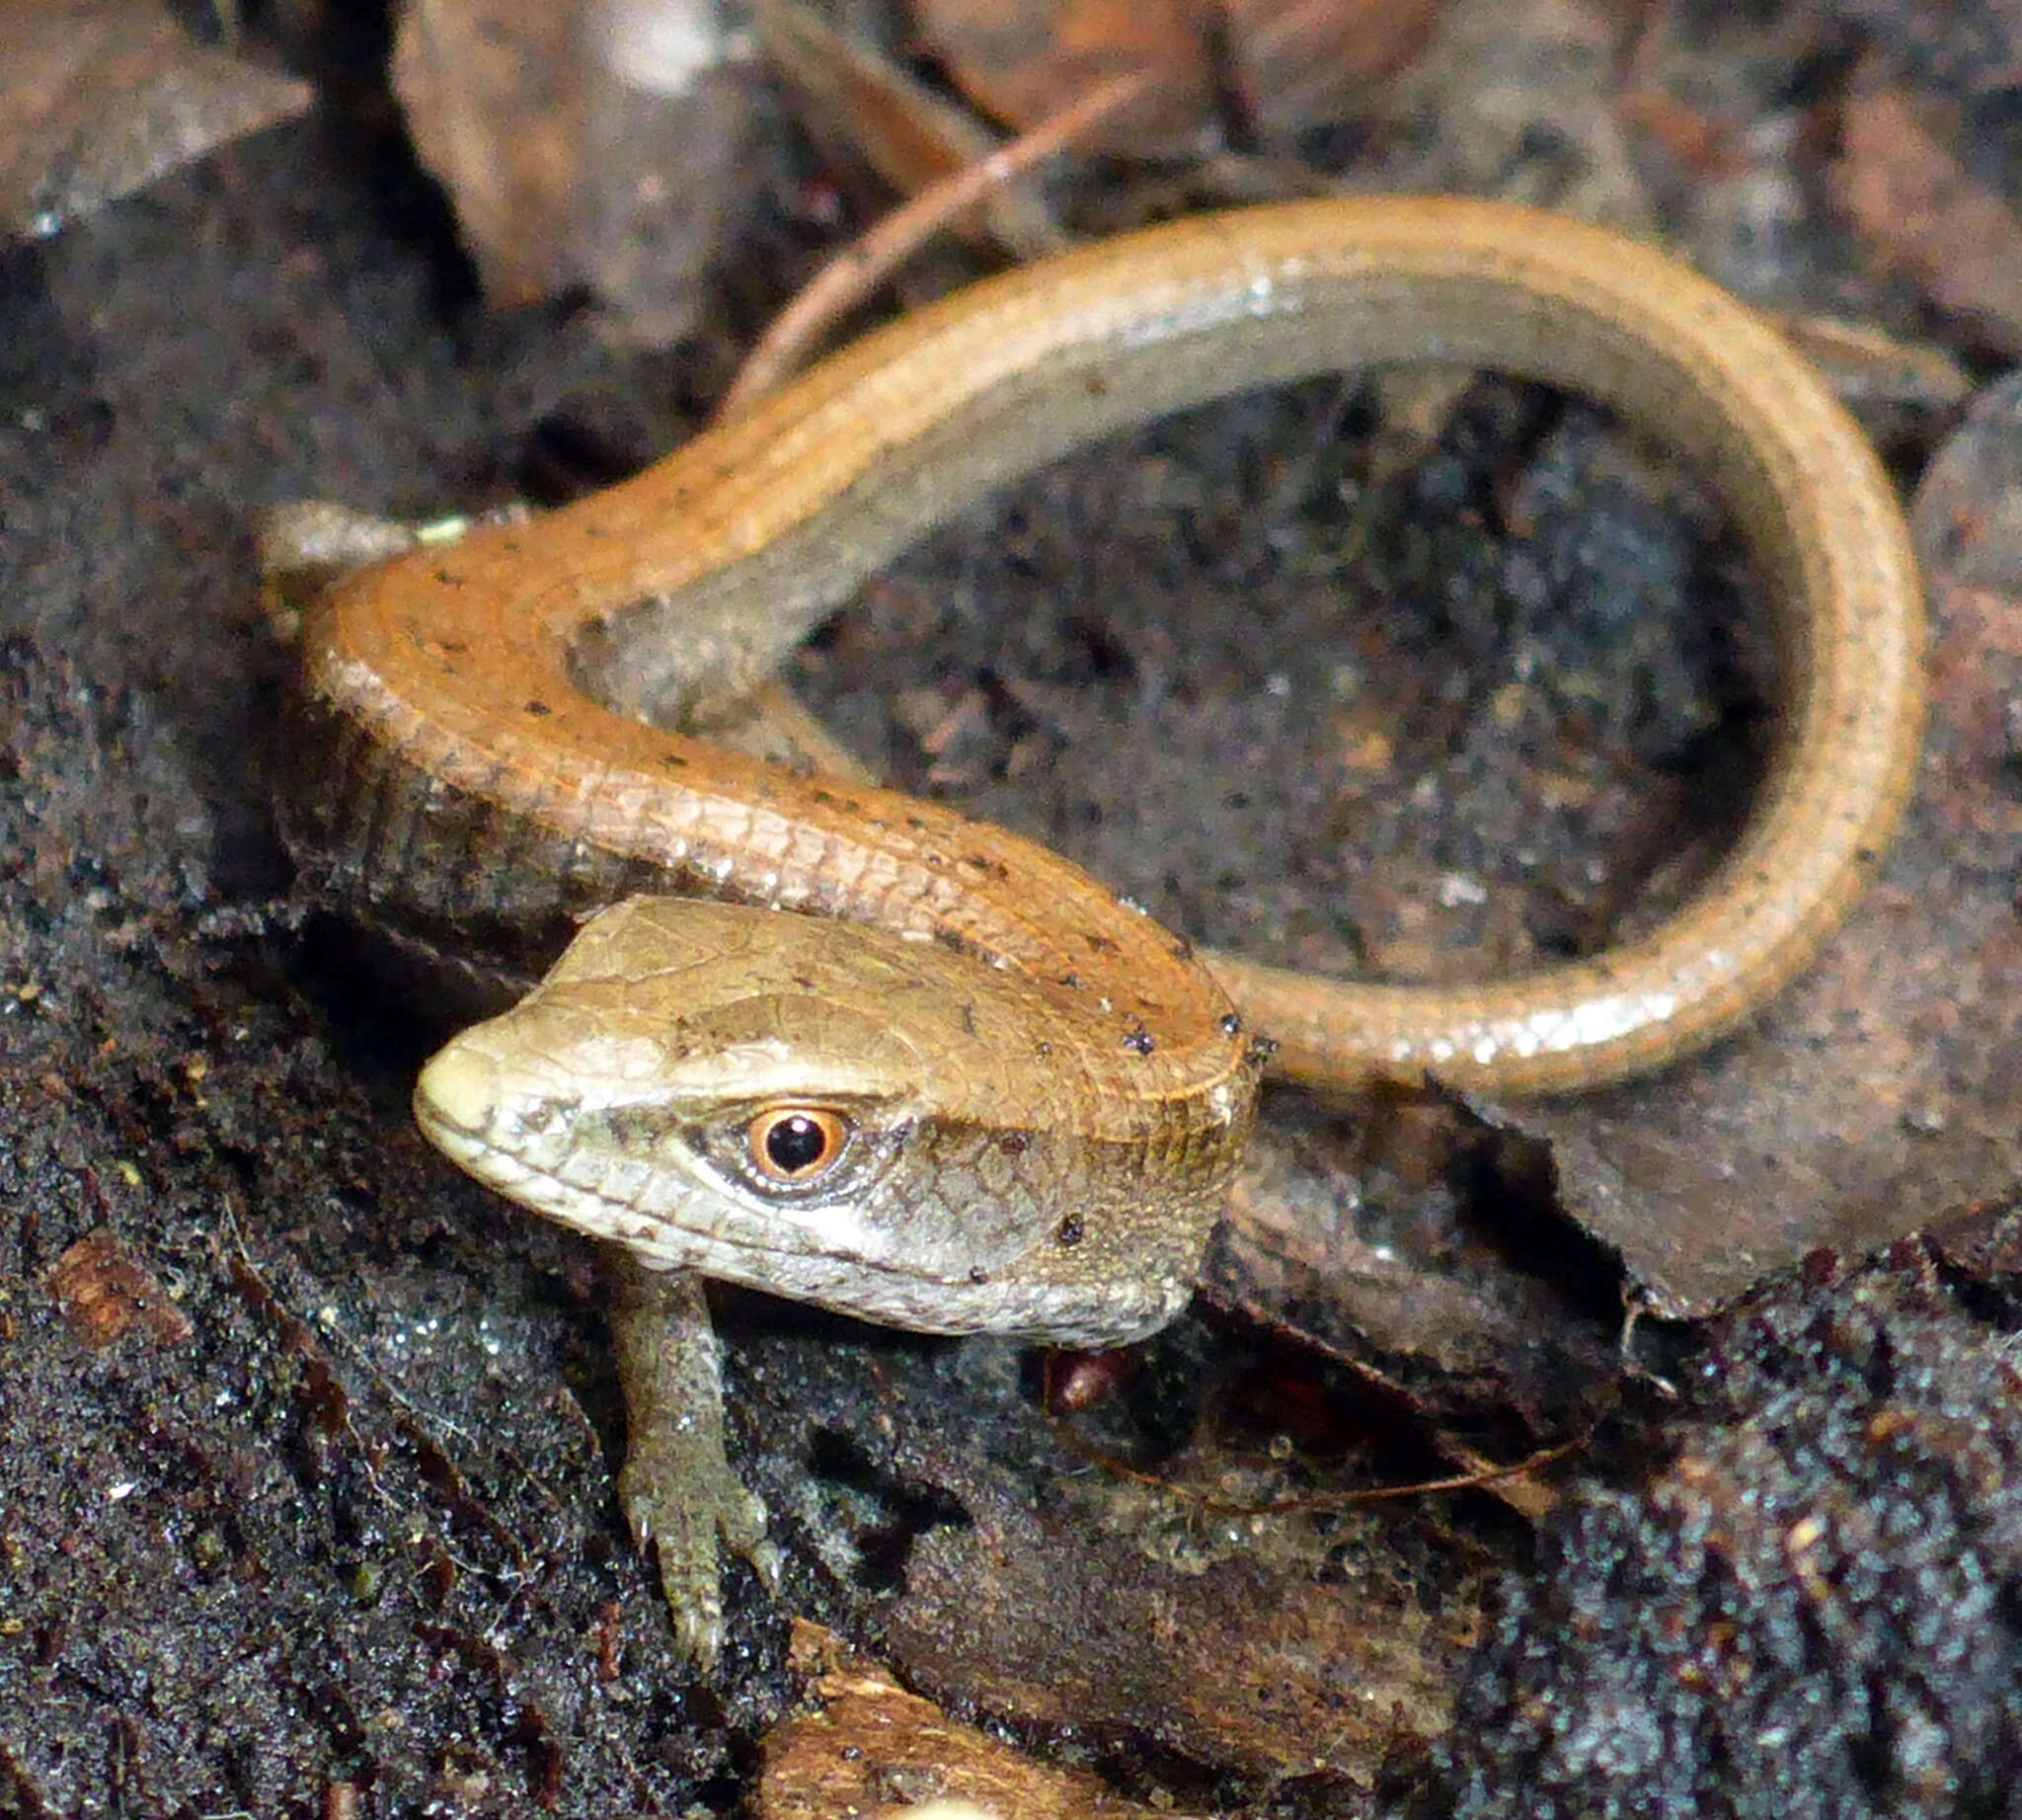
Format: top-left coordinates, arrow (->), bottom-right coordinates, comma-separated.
2,0 -> 310,239
392,0 -> 763,342
917,0 -> 1441,155
914,0 -> 1216,156
751,0 -> 1061,259
50,1227 -> 193,1351
1223,0 -> 1442,135
1833,66 -> 2022,355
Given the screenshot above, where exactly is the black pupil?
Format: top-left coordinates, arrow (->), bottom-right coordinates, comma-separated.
766,1115 -> 830,1175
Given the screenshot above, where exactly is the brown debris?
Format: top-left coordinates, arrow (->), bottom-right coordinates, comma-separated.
391,0 -> 763,341
50,1227 -> 194,1352
390,0 -> 576,307
386,0 -> 570,307
1,0 -> 309,238
751,0 -> 1063,261
1764,311 -> 1972,448
1833,59 -> 2022,355
759,1622 -> 1186,1820
1921,1191 -> 2022,1281
886,1485 -> 1455,1786
916,0 -> 1442,155
1223,0 -> 1442,136
1214,1099 -> 1619,1518
914,0 -> 1215,157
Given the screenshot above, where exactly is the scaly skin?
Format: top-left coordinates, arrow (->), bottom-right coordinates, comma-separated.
274,197 -> 1926,1661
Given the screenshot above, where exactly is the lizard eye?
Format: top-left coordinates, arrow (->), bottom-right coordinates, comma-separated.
746,1106 -> 851,1183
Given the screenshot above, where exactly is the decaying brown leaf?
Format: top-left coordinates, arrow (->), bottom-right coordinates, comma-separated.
1,0 -> 309,239
1834,60 -> 2022,355
50,1227 -> 194,1351
1223,0 -> 1442,135
914,0 -> 1215,156
751,0 -> 1063,261
760,1622 -> 1193,1819
391,0 -> 763,342
915,0 -> 1444,155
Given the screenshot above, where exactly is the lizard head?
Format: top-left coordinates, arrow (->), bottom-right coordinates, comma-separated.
414,896 -> 1238,1344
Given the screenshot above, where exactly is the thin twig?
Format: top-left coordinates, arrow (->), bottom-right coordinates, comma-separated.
716,70 -> 1153,420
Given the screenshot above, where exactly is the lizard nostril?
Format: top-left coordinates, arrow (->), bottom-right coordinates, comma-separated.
415,1039 -> 504,1143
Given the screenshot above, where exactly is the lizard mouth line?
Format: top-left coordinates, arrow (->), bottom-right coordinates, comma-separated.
413,1099 -> 983,1289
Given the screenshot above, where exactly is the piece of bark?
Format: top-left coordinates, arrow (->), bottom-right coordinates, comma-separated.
759,1622 -> 1193,1819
